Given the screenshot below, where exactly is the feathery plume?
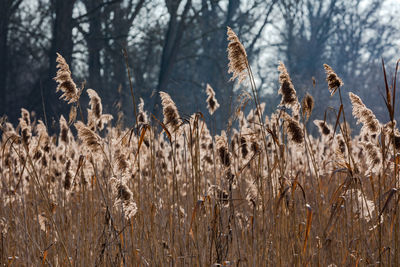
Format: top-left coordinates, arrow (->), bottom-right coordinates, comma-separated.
349,92 -> 380,134
54,53 -> 79,103
115,149 -> 128,173
314,120 -> 333,137
59,115 -> 70,145
215,131 -> 231,167
205,84 -> 220,115
35,120 -> 48,141
87,89 -> 102,119
137,98 -> 148,125
323,64 -> 343,96
336,134 -> 347,155
160,91 -> 181,133
302,93 -> 314,120
361,142 -> 381,174
74,121 -> 101,152
19,117 -> 31,146
87,89 -> 113,131
64,159 -> 73,190
21,108 -> 30,126
68,105 -> 77,124
110,176 -> 138,219
346,189 -> 375,221
227,27 -> 248,84
240,136 -> 249,159
278,62 -> 299,110
207,185 -> 229,205
283,113 -> 303,144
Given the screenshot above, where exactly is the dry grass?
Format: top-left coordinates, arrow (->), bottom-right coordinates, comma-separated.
0,29 -> 400,267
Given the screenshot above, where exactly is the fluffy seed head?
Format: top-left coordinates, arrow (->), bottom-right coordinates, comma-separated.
160,91 -> 181,133
215,131 -> 231,167
74,121 -> 101,152
349,92 -> 380,134
21,108 -> 30,126
59,115 -> 69,145
54,53 -> 79,103
302,93 -> 314,120
314,120 -> 332,137
278,62 -> 298,109
205,84 -> 220,115
110,176 -> 138,219
137,98 -> 148,125
87,89 -> 102,119
115,149 -> 128,173
283,113 -> 303,144
361,142 -> 381,174
324,64 -> 343,96
227,27 -> 248,84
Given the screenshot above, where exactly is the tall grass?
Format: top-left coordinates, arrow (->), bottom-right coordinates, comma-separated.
0,30 -> 399,266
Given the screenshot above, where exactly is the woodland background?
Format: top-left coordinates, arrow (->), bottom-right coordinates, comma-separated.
1,0 -> 399,131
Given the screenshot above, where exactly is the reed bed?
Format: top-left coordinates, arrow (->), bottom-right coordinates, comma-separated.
0,28 -> 399,266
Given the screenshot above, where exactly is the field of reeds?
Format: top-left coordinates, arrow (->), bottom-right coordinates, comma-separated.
1,27 -> 400,266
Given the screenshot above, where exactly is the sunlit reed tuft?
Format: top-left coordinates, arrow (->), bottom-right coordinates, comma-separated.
227,26 -> 248,84
54,53 -> 79,103
323,64 -> 343,96
205,84 -> 220,115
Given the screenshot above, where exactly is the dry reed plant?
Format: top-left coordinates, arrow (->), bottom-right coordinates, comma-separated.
205,84 -> 220,115
1,39 -> 400,267
54,53 -> 80,103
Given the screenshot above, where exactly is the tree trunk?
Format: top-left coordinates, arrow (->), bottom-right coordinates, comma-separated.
154,0 -> 192,116
0,0 -> 22,115
86,1 -> 103,93
0,8 -> 10,116
30,0 -> 76,122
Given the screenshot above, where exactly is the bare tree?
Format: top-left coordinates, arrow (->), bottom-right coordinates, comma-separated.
0,0 -> 23,115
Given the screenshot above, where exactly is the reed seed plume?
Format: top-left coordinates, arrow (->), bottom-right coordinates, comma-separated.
278,62 -> 299,110
64,159 -> 73,190
18,114 -> 31,146
137,98 -> 148,125
313,120 -> 332,137
54,53 -> 79,104
227,26 -> 248,84
336,134 -> 347,155
115,149 -> 128,173
347,189 -> 375,221
35,120 -> 48,143
361,142 -> 381,174
87,89 -> 102,119
160,91 -> 181,133
59,115 -> 69,145
21,108 -> 30,126
3,26 -> 400,266
283,113 -> 303,144
323,64 -> 343,96
68,105 -> 77,124
110,176 -> 138,219
302,93 -> 314,120
215,131 -> 231,167
207,185 -> 229,204
205,84 -> 220,115
87,89 -> 113,131
349,92 -> 380,134
74,121 -> 101,152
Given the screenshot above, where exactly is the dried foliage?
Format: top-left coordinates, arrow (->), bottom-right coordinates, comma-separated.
1,39 -> 400,267
227,27 -> 248,84
54,53 -> 79,103
324,64 -> 343,96
205,84 -> 220,115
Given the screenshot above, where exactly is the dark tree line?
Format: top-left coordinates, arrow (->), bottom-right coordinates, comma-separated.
0,0 -> 398,131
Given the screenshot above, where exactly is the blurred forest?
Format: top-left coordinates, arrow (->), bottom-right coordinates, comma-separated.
0,0 -> 399,132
